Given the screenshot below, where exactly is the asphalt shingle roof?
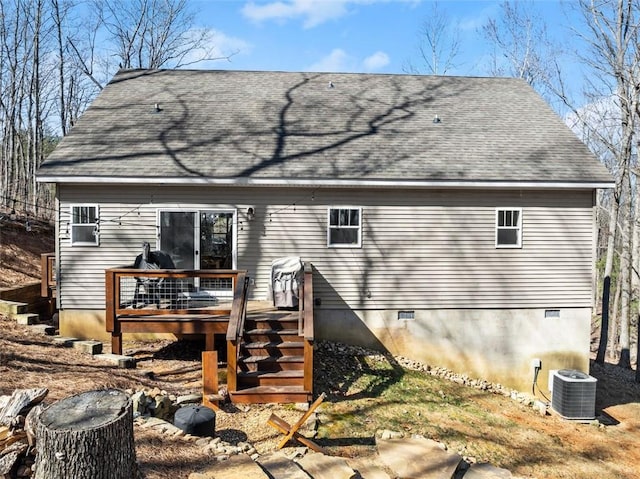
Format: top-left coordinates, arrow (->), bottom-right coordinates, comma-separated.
38,69 -> 612,185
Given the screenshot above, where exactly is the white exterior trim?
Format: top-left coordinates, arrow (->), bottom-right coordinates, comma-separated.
37,175 -> 615,190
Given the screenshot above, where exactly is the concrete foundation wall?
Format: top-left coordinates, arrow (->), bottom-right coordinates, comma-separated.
59,310 -> 176,343
62,305 -> 591,394
316,307 -> 591,394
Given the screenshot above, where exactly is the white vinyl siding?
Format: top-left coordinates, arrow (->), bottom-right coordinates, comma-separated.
56,185 -> 596,311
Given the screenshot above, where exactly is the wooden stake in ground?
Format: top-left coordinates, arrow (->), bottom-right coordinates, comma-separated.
34,389 -> 138,479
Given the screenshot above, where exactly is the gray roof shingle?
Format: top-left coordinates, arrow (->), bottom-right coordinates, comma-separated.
38,69 -> 612,185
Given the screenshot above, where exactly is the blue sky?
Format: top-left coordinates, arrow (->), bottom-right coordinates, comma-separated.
189,0 -> 579,77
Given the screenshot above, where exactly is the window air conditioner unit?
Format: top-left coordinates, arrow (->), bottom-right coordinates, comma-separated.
550,369 -> 597,420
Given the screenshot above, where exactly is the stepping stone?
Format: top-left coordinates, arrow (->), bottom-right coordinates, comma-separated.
257,451 -> 311,479
29,324 -> 56,335
94,353 -> 136,369
188,454 -> 270,479
14,313 -> 39,325
377,436 -> 462,479
0,301 -> 28,315
347,457 -> 392,479
296,452 -> 357,479
73,340 -> 103,355
52,336 -> 78,347
464,463 -> 513,478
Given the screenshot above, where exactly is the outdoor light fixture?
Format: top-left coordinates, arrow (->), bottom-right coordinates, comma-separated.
247,207 -> 255,221
433,114 -> 441,124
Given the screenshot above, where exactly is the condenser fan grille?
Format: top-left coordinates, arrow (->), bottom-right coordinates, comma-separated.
551,369 -> 597,420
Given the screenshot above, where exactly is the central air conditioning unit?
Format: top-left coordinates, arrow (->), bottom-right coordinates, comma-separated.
550,369 -> 597,420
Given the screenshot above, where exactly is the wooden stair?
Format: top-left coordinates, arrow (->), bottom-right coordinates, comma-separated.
230,314 -> 312,403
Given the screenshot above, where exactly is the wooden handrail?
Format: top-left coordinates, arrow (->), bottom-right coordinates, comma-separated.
40,253 -> 56,298
303,262 -> 314,341
225,272 -> 249,394
302,262 -> 314,393
226,271 -> 249,342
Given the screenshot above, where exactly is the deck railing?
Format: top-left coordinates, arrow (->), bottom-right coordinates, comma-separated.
40,253 -> 56,298
104,263 -> 315,401
226,273 -> 250,392
105,268 -> 248,354
301,263 -> 314,392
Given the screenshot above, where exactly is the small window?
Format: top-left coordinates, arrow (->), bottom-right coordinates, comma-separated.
70,205 -> 99,245
328,207 -> 362,248
496,208 -> 522,248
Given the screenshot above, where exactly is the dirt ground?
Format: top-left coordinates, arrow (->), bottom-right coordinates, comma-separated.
0,216 -> 54,288
1,217 -> 640,478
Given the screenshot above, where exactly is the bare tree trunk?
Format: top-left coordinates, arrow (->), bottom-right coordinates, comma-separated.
608,266 -> 622,360
53,0 -> 67,136
619,210 -> 632,369
636,316 -> 640,382
617,170 -> 634,368
596,196 -> 619,363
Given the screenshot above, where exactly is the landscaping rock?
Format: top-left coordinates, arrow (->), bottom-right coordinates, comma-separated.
94,353 -> 136,369
152,394 -> 173,420
189,454 -> 269,479
464,463 -> 513,478
346,457 -> 392,479
377,429 -> 404,440
377,436 -> 462,479
258,451 -> 312,479
176,393 -> 202,405
296,452 -> 357,479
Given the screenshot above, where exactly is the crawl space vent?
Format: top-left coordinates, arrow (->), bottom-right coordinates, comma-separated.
398,311 -> 415,320
551,369 -> 597,420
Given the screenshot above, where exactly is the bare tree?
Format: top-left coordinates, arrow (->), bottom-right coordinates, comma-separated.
571,0 -> 640,369
404,1 -> 461,75
96,0 -> 229,71
481,0 -> 556,95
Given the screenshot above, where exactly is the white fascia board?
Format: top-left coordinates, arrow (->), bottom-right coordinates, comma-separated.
36,175 -> 615,190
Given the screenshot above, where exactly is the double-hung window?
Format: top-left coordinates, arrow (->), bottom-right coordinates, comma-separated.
328,207 -> 362,248
495,208 -> 522,248
70,205 -> 99,245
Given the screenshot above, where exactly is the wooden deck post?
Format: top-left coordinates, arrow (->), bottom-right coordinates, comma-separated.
105,269 -> 122,355
227,341 -> 237,392
202,351 -> 220,410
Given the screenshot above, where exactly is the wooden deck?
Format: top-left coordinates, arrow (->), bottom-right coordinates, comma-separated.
104,265 -> 314,404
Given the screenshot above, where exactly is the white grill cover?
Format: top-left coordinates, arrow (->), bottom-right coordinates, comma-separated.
270,256 -> 304,308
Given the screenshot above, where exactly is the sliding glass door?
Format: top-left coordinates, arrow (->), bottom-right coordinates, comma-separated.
158,209 -> 236,271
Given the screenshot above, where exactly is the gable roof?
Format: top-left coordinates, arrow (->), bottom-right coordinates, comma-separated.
37,69 -> 613,189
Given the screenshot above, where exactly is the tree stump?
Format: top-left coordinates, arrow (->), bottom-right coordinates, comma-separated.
34,389 -> 138,479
